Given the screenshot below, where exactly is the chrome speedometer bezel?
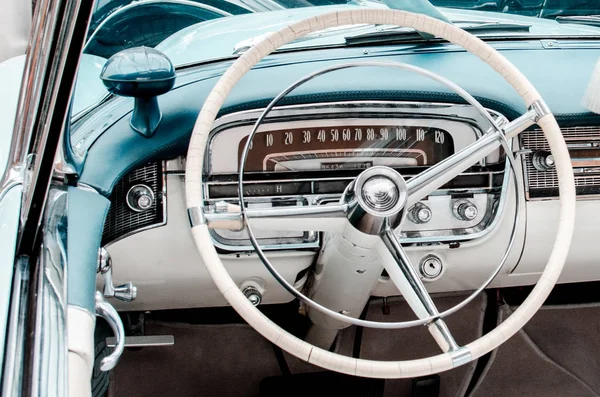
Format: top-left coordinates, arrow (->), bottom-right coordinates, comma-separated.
205,100 -> 504,175
203,100 -> 511,251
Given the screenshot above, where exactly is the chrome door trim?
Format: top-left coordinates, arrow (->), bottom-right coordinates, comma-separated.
30,187 -> 69,397
1,256 -> 29,397
4,0 -> 97,394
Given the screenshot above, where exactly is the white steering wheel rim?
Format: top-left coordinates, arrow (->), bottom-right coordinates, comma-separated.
185,9 -> 575,378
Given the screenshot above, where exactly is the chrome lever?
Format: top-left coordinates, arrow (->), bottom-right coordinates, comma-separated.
98,247 -> 137,302
95,291 -> 125,371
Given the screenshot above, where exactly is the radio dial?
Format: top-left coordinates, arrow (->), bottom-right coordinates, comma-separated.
532,150 -> 555,171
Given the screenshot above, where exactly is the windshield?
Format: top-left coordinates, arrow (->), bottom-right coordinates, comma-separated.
84,0 -> 600,61
71,0 -> 600,125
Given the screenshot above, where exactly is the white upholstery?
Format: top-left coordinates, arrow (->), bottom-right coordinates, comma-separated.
68,306 -> 95,397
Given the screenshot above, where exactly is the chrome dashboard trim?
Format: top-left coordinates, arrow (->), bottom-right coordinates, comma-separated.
205,100 -> 502,174
200,100 -> 511,250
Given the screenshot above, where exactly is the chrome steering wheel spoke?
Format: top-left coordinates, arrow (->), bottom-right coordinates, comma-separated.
377,226 -> 459,352
202,202 -> 349,232
405,130 -> 503,209
405,102 -> 546,209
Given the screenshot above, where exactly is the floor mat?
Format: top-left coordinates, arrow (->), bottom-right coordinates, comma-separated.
110,294 -> 485,397
359,294 -> 486,397
469,304 -> 600,397
523,304 -> 600,394
260,371 -> 385,397
110,322 -> 282,397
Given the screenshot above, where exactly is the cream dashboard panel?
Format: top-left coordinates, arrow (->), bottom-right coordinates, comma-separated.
99,101 -> 600,312
103,163 -> 529,312
102,170 -> 315,311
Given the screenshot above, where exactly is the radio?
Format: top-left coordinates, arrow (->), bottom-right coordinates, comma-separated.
521,126 -> 600,199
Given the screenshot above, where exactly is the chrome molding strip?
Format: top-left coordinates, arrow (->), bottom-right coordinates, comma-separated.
1,257 -> 29,397
30,187 -> 69,397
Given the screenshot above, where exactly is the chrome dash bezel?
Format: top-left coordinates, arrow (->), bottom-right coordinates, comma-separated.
202,100 -> 510,251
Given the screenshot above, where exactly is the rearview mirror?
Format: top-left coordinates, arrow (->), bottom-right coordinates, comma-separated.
100,46 -> 175,137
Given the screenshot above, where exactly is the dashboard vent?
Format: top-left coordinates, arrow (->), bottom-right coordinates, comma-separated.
521,126 -> 600,198
102,162 -> 165,245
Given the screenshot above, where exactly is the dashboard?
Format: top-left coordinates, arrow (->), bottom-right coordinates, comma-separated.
73,38 -> 600,312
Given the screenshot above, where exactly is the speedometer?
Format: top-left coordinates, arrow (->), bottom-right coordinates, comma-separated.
238,124 -> 453,173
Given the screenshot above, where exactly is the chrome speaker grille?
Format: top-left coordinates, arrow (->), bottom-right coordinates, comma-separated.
102,162 -> 165,245
521,126 -> 600,198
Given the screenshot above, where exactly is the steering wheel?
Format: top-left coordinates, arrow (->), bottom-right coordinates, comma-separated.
185,9 -> 575,378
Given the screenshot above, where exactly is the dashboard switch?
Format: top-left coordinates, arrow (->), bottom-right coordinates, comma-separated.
126,184 -> 155,212
240,278 -> 265,306
453,199 -> 478,221
408,202 -> 432,224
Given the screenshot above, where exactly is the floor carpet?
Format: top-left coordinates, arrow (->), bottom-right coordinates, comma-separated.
469,304 -> 600,397
110,294 -> 485,397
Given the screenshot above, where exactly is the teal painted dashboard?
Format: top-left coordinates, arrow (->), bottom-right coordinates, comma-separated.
76,39 -> 600,196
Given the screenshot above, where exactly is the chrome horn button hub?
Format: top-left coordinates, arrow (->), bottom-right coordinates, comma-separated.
344,166 -> 408,235
361,176 -> 400,213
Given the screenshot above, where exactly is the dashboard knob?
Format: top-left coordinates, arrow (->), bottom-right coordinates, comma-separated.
453,199 -> 478,221
407,203 -> 432,224
243,287 -> 262,306
532,150 -> 555,171
126,184 -> 155,212
240,277 -> 265,306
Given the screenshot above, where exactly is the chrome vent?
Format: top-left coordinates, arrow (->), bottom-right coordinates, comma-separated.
521,126 -> 600,198
102,162 -> 165,245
